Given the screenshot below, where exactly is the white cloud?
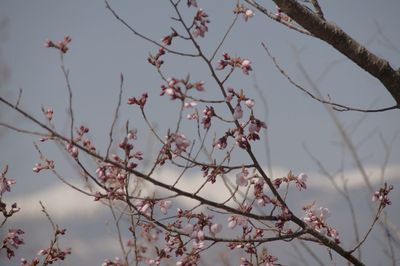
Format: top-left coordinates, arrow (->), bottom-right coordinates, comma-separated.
8,182 -> 102,220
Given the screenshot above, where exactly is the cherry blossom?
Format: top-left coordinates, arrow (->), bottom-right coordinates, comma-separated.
159,200 -> 172,215
241,59 -> 252,75
0,175 -> 15,194
372,182 -> 393,207
44,35 -> 71,54
233,104 -> 243,120
244,9 -> 255,21
128,93 -> 148,109
245,99 -> 255,108
302,204 -> 340,243
193,9 -> 210,38
296,172 -> 308,190
214,135 -> 228,150
184,101 -> 197,108
227,215 -> 248,229
236,167 -> 252,187
201,106 -> 214,129
1,228 -> 24,259
210,223 -> 222,236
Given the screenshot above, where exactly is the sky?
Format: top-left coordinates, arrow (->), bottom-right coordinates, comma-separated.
1,0 -> 400,265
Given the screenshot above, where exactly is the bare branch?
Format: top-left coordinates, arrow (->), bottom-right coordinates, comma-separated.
262,42 -> 399,112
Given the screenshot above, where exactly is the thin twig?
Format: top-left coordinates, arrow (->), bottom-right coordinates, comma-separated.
262,42 -> 399,113
60,53 -> 75,139
105,0 -> 199,58
106,73 -> 124,159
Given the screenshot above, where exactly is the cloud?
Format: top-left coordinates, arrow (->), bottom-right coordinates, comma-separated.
8,182 -> 102,220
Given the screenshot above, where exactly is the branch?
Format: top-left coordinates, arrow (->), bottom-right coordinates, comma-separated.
261,42 -> 399,112
253,0 -> 400,105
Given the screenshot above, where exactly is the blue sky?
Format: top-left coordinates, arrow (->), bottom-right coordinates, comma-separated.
1,0 -> 399,265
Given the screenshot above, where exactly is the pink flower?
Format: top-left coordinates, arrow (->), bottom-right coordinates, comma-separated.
160,200 -> 172,214
193,9 -> 210,38
197,230 -> 205,241
228,216 -> 237,229
243,9 -> 254,21
201,106 -> 214,129
235,134 -> 249,149
193,81 -> 205,91
44,108 -> 54,120
233,104 -> 243,120
127,93 -> 148,109
172,133 -> 190,155
44,35 -> 71,54
44,39 -> 54,48
127,128 -> 137,140
241,59 -> 252,75
0,176 -> 16,194
228,215 -> 248,229
372,183 -> 393,207
135,200 -> 151,216
245,99 -> 254,108
296,172 -> 308,190
210,223 -> 222,235
3,228 -> 24,259
187,112 -> 199,120
66,143 -> 79,158
214,135 -> 228,150
184,101 -> 197,108
236,167 -> 252,187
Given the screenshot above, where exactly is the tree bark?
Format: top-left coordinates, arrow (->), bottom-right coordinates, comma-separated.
271,0 -> 400,105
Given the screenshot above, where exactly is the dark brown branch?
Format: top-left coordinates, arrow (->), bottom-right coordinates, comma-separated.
269,0 -> 400,105
309,0 -> 324,20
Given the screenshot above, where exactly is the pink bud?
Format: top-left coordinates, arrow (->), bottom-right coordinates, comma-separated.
245,99 -> 255,108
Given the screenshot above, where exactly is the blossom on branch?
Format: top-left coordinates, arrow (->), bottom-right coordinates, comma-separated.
372,182 -> 394,207
44,35 -> 71,54
193,9 -> 210,38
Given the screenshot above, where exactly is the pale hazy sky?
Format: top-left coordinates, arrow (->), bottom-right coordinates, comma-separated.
1,1 -> 399,265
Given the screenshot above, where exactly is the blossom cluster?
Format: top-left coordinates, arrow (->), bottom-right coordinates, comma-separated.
233,4 -> 255,22
1,228 -> 24,259
161,30 -> 178,46
192,9 -> 210,38
372,182 -> 394,207
217,52 -> 252,75
148,48 -> 166,68
160,77 -> 205,101
128,92 -> 148,109
273,171 -> 308,191
32,159 -> 55,173
94,130 -> 143,200
44,35 -> 72,54
157,133 -> 190,165
210,88 -> 267,151
302,204 -> 340,244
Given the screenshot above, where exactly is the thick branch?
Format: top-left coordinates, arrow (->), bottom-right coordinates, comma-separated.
270,0 -> 400,105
